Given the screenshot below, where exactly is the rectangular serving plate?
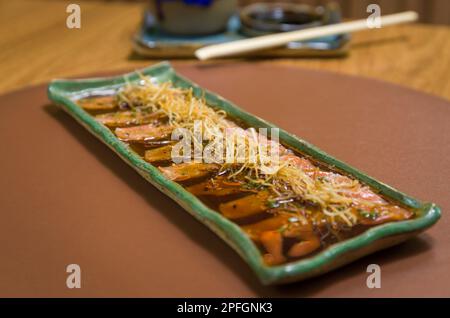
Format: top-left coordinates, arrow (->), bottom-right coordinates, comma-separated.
47,62 -> 440,285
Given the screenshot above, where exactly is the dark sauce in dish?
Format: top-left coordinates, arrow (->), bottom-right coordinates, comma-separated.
78,94 -> 415,266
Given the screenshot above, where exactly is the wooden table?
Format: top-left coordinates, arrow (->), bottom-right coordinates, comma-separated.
1,0 -> 449,99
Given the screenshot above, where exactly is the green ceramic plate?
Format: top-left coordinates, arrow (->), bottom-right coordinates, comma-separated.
47,62 -> 440,285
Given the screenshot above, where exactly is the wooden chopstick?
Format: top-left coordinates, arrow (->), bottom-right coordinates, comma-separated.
195,11 -> 418,60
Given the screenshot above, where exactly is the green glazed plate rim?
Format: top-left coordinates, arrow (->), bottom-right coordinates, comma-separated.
47,62 -> 441,285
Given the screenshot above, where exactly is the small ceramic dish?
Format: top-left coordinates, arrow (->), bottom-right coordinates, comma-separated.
239,2 -> 335,36
48,62 -> 440,285
149,0 -> 238,35
133,10 -> 349,58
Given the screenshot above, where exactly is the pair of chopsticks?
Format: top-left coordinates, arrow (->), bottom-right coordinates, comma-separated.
195,11 -> 418,60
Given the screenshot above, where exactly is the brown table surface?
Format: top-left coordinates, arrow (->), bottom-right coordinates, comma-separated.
1,0 -> 450,100
0,63 -> 449,297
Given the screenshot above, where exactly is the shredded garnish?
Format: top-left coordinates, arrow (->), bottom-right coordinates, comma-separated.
117,76 -> 391,227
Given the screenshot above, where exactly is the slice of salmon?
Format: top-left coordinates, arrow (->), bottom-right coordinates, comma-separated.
96,110 -> 164,127
260,231 -> 286,266
241,214 -> 291,240
357,206 -> 414,226
316,170 -> 387,206
115,124 -> 173,143
243,212 -> 320,264
219,191 -> 270,219
144,145 -> 173,163
77,96 -> 117,111
186,176 -> 249,197
281,154 -> 316,176
159,163 -> 220,182
283,154 -> 389,207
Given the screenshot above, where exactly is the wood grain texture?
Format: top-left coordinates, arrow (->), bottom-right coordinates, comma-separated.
0,0 -> 449,100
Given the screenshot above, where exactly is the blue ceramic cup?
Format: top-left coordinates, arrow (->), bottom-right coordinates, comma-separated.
150,0 -> 238,35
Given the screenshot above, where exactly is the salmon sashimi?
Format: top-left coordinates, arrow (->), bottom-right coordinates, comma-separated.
144,145 -> 173,163
242,212 -> 320,265
281,154 -> 316,176
356,206 -> 413,226
96,110 -> 165,127
159,163 -> 220,182
315,170 -> 386,205
219,191 -> 270,219
315,171 -> 413,225
115,124 -> 173,143
73,78 -> 418,266
285,154 -> 385,206
186,176 -> 251,197
282,221 -> 321,259
78,95 -> 117,111
260,231 -> 286,265
242,214 -> 291,240
282,154 -> 412,226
